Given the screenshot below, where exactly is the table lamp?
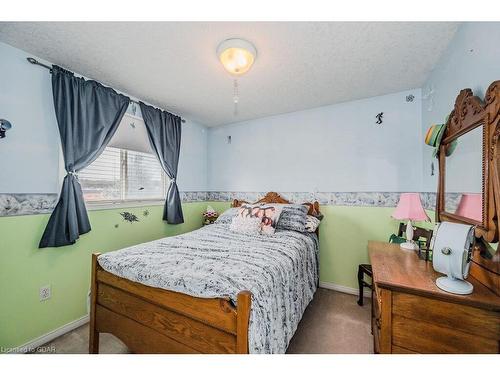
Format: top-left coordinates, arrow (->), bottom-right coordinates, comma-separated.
392,193 -> 430,251
455,193 -> 482,222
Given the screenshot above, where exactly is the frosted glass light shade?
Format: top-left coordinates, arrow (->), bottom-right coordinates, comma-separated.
217,38 -> 257,76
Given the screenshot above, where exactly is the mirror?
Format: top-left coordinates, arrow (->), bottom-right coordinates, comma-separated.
437,86 -> 493,241
444,125 -> 483,223
436,82 -> 500,296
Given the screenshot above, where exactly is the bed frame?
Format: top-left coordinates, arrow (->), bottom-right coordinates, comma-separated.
89,192 -> 320,354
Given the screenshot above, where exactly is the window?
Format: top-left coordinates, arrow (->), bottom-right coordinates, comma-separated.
79,147 -> 168,203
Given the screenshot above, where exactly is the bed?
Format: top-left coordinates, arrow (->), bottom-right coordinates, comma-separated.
89,192 -> 321,354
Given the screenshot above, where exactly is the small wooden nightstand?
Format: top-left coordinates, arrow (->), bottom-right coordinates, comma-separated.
369,241 -> 500,354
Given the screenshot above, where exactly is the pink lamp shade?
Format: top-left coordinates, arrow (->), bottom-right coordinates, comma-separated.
392,193 -> 430,222
455,193 -> 482,222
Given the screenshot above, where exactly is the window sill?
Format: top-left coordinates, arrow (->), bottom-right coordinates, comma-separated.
86,199 -> 165,211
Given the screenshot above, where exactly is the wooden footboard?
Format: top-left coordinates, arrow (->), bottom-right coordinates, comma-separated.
89,253 -> 252,354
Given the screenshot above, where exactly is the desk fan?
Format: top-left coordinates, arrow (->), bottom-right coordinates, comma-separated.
432,222 -> 475,295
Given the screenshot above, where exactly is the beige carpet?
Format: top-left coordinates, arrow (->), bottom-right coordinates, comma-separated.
36,288 -> 373,354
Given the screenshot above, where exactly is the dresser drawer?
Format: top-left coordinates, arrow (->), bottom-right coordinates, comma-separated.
393,292 -> 500,340
392,315 -> 499,353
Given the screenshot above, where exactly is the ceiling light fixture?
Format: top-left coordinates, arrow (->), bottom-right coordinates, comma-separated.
217,38 -> 257,116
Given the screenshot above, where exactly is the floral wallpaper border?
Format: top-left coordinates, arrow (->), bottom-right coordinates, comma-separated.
0,192 -> 208,217
206,192 -> 439,211
0,191 -> 455,217
0,194 -> 59,217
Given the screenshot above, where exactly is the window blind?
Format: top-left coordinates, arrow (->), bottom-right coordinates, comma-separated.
79,146 -> 167,202
125,151 -> 165,200
79,147 -> 121,201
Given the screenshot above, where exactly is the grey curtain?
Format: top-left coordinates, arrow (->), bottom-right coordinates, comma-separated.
139,102 -> 184,224
39,65 -> 130,248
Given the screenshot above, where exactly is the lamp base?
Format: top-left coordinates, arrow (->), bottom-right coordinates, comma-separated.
400,241 -> 417,251
436,276 -> 473,295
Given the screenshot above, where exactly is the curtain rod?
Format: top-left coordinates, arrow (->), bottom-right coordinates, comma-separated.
26,57 -> 186,123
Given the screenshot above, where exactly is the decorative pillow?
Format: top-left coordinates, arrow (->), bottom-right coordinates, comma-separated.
229,216 -> 262,235
214,207 -> 239,224
276,204 -> 309,232
237,203 -> 283,235
305,215 -> 321,233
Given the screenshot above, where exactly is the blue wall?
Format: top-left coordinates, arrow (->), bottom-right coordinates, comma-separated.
421,22 -> 500,193
0,42 -> 209,194
208,89 -> 422,193
0,42 -> 60,193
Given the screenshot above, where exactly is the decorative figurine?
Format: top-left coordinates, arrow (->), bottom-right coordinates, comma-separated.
202,205 -> 218,225
120,211 -> 140,223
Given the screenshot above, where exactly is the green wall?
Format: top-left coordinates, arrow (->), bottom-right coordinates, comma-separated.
319,206 -> 398,288
0,202 -> 207,350
318,206 -> 434,288
0,201 -> 434,350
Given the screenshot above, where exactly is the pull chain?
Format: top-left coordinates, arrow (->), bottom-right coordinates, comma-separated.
233,79 -> 239,116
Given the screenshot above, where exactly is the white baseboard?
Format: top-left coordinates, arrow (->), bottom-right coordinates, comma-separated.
12,315 -> 89,354
319,281 -> 371,298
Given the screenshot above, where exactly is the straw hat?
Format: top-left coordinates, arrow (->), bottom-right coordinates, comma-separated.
425,123 -> 457,157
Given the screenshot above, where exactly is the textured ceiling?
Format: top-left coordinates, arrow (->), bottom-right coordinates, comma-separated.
0,22 -> 459,127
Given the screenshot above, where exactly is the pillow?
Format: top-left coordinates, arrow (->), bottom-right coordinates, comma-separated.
237,203 -> 283,235
229,216 -> 262,235
305,215 -> 321,233
276,204 -> 309,232
214,207 -> 239,224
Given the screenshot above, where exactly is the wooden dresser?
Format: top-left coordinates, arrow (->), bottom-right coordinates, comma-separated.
369,241 -> 500,354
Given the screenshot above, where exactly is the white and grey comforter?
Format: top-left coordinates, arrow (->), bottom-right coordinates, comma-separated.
97,224 -> 319,354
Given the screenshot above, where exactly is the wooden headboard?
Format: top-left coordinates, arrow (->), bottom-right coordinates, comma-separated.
231,191 -> 321,216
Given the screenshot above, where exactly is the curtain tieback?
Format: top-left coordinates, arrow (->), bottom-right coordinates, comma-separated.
67,171 -> 79,179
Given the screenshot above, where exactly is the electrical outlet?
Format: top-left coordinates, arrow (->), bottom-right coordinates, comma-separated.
39,285 -> 51,301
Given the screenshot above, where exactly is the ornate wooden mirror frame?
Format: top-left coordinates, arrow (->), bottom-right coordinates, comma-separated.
437,81 -> 500,293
